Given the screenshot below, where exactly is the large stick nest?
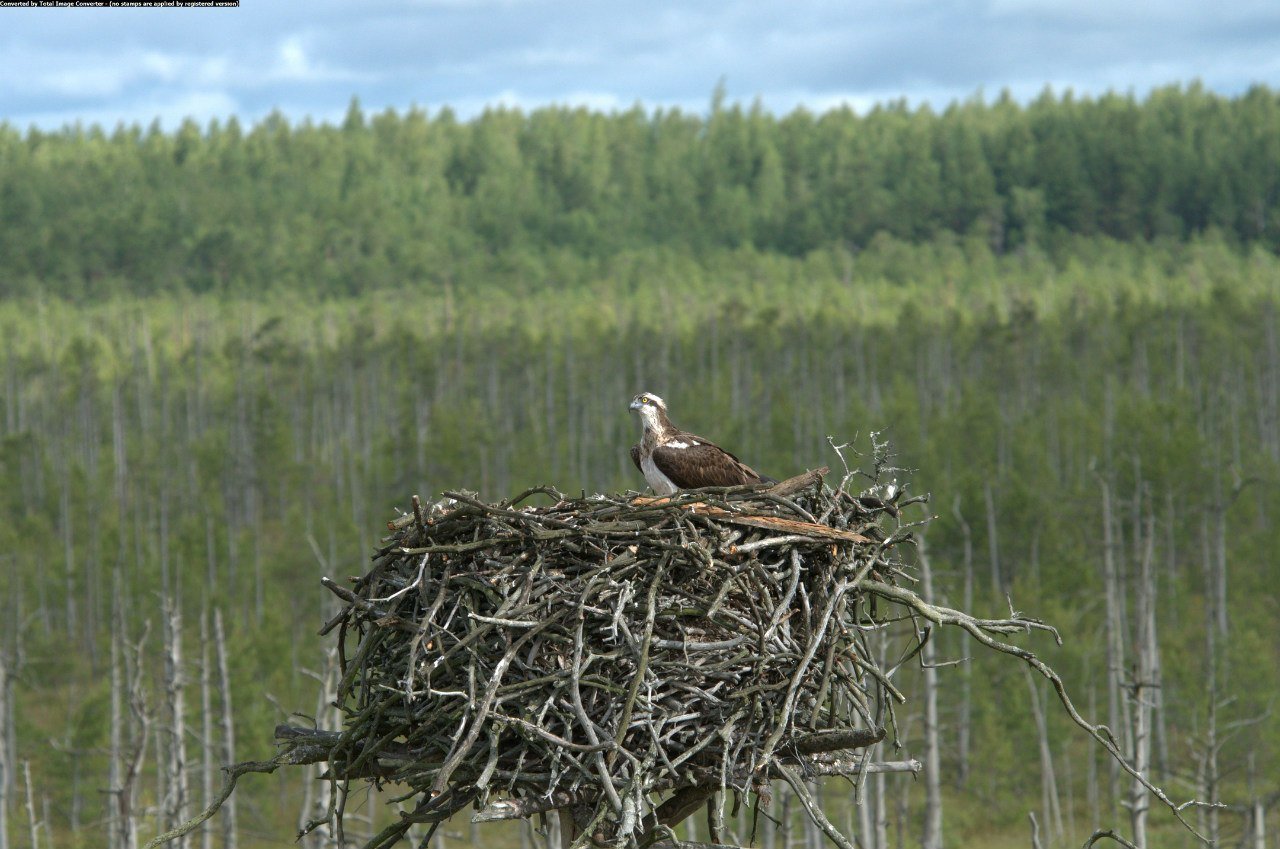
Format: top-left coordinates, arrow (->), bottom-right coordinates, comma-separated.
298,457 -> 926,849
147,450 -> 1209,849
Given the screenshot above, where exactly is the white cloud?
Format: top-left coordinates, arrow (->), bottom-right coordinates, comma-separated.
152,90 -> 243,127
278,36 -> 310,78
5,47 -> 206,100
37,63 -> 131,98
2,0 -> 1280,131
140,51 -> 181,81
509,47 -> 599,70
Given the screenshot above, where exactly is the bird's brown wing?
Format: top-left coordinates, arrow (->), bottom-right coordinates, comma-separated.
651,436 -> 765,489
630,443 -> 643,473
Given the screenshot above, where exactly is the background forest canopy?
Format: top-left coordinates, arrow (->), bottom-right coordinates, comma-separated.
0,81 -> 1279,849
2,81 -> 1280,302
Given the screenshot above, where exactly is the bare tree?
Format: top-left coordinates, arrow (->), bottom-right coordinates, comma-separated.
1126,508 -> 1158,847
22,761 -> 37,849
1154,490 -> 1177,777
857,772 -> 874,849
1086,684 -> 1100,832
1024,668 -> 1064,846
115,618 -> 151,849
109,592 -> 124,849
1097,475 -> 1127,812
869,628 -> 891,849
1196,513 -> 1221,846
916,538 -> 943,849
200,608 -> 215,849
1244,754 -> 1275,849
213,609 -> 237,849
982,482 -> 1002,596
60,482 -> 76,638
949,496 -> 974,788
297,647 -> 337,849
873,763 -> 888,849
1248,798 -> 1267,849
161,596 -> 190,848
1211,486 -> 1229,640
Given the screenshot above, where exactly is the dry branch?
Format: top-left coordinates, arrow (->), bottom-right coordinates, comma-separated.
283,467 -> 908,849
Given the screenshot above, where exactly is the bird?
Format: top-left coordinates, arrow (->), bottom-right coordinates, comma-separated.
628,392 -> 770,494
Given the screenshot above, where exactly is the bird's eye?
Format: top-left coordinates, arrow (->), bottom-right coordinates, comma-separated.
641,395 -> 650,404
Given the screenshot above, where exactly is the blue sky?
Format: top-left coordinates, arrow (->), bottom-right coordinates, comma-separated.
5,0 -> 1280,130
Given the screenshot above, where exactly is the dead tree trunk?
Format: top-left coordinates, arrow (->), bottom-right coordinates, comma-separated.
1024,668 -> 1064,846
857,776 -> 873,849
22,761 -> 37,849
982,482 -> 1002,596
199,609 -> 214,849
60,483 -> 76,639
1245,754 -> 1272,849
116,620 -> 150,849
872,629 -> 890,849
213,609 -> 237,849
162,596 -> 190,849
1212,489 -> 1229,641
297,647 -> 337,849
1128,508 -> 1157,847
873,767 -> 888,849
950,498 -> 974,788
1249,798 -> 1267,849
917,538 -> 943,849
1098,476 -> 1126,814
1198,515 -> 1221,846
109,599 -> 123,849
1086,684 -> 1100,832
1059,739 -> 1076,846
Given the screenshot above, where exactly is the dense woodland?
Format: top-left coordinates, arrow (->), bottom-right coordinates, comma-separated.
4,82 -> 1280,300
0,84 -> 1278,849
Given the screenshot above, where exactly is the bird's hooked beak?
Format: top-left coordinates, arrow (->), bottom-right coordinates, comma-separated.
629,398 -> 643,412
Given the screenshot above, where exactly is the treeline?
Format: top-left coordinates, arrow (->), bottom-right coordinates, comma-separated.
3,82 -> 1280,299
0,245 -> 1277,846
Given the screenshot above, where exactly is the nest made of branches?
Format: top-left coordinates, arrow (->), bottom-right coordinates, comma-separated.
282,457 -> 931,849
148,446 -> 1208,849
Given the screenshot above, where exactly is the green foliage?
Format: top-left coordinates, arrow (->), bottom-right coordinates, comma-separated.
4,85 -> 1280,300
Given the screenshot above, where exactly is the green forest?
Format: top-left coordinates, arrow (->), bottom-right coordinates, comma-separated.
0,83 -> 1278,849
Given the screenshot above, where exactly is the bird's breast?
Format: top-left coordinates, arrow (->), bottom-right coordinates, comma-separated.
640,454 -> 679,496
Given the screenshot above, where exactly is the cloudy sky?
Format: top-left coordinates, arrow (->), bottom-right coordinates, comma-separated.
4,0 -> 1280,130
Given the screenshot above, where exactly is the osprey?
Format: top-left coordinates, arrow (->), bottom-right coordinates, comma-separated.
628,392 -> 769,495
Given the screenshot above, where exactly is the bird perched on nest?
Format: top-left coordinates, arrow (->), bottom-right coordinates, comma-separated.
628,392 -> 771,495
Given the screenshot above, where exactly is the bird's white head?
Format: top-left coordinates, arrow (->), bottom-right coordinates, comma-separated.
629,392 -> 669,434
